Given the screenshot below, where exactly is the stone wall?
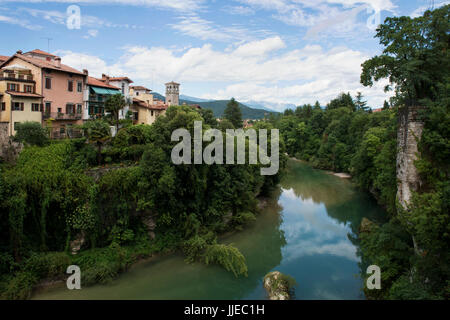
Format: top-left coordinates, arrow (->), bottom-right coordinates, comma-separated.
0,122 -> 23,162
396,105 -> 425,209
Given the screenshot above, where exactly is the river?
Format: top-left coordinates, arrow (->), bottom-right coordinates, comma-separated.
34,159 -> 385,300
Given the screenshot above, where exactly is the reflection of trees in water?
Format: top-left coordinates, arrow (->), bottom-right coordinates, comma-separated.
223,186 -> 287,299
281,160 -> 354,207
280,160 -> 387,297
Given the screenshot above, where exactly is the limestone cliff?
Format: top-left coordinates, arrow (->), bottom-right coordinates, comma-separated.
396,105 -> 425,209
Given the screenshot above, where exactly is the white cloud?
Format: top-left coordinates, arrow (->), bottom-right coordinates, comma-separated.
83,29 -> 98,39
59,39 -> 392,110
0,0 -> 205,12
19,8 -> 139,29
222,5 -> 255,16
410,1 -> 449,18
0,14 -> 41,30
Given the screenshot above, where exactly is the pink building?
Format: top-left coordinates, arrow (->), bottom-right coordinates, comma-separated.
0,49 -> 87,138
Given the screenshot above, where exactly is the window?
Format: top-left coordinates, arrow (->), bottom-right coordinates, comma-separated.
58,107 -> 62,113
1,102 -> 5,111
151,110 -> 154,116
136,92 -> 139,96
24,85 -> 33,93
45,77 -> 52,89
68,80 -> 73,92
121,83 -> 125,94
32,103 -> 40,112
76,104 -> 82,114
45,102 -> 51,114
66,104 -> 75,114
13,102 -> 23,111
77,81 -> 82,92
7,83 -> 17,91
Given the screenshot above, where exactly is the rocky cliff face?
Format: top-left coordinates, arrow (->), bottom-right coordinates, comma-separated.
396,106 -> 425,209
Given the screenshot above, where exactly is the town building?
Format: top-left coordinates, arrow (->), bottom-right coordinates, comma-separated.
83,74 -> 121,120
0,49 -> 87,138
165,81 -> 180,106
0,65 -> 43,135
99,74 -> 133,119
130,85 -> 167,125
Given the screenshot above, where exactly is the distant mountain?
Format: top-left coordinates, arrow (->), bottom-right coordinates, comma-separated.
244,101 -> 296,112
152,92 -> 278,119
179,95 -> 212,103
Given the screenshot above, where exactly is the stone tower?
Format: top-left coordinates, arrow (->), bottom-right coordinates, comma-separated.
165,81 -> 180,106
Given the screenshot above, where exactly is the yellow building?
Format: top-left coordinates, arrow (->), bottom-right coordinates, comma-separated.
131,98 -> 167,125
0,65 -> 43,135
129,85 -> 168,125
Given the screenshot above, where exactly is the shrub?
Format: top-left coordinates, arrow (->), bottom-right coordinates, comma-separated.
13,122 -> 49,147
0,271 -> 37,300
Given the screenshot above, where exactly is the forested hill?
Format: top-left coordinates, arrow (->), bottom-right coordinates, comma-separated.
152,92 -> 278,119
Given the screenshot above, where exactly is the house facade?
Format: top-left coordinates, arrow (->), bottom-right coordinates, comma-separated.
99,74 -> 133,119
0,50 -> 87,138
0,65 -> 43,135
83,75 -> 121,121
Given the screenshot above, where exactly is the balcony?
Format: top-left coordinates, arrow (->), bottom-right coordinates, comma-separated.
43,112 -> 82,121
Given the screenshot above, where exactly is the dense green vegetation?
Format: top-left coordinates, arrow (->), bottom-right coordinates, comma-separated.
268,5 -> 449,299
0,105 -> 285,299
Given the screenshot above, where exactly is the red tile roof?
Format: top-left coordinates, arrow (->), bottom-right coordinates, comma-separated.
132,98 -> 168,110
88,76 -> 120,89
131,85 -> 151,91
0,55 -> 9,62
107,76 -> 133,83
6,91 -> 44,98
1,53 -> 85,75
25,49 -> 57,57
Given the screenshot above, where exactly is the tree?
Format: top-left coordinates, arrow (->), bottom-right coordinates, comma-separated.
361,5 -> 450,103
383,100 -> 390,110
105,94 -> 127,132
13,122 -> 49,147
355,92 -> 369,111
223,98 -> 242,128
326,92 -> 356,111
81,120 -> 111,165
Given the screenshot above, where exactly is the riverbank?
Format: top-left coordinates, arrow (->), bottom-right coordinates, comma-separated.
33,160 -> 384,300
28,197 -> 272,299
289,156 -> 352,179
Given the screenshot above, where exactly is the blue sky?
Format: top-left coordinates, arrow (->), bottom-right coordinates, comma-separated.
0,0 -> 447,110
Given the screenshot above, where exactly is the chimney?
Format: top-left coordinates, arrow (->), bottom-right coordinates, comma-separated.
16,50 -> 23,54
55,57 -> 61,68
102,74 -> 110,85
83,69 -> 89,76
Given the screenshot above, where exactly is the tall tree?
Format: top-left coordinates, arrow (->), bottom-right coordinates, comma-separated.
355,92 -> 368,111
82,120 -> 111,165
361,5 -> 450,103
105,94 -> 127,132
223,98 -> 242,128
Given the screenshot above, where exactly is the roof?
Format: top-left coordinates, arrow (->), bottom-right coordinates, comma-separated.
165,81 -> 180,85
107,76 -> 133,83
6,91 -> 43,98
0,53 -> 85,75
131,85 -> 151,91
133,98 -> 167,110
25,49 -> 57,57
87,76 -> 120,89
0,55 -> 9,62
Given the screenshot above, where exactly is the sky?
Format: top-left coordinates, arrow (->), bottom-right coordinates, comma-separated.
0,0 -> 447,111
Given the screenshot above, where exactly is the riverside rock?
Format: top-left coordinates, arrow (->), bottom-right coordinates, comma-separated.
263,271 -> 291,300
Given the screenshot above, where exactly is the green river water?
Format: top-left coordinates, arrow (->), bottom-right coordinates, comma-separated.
34,160 -> 385,300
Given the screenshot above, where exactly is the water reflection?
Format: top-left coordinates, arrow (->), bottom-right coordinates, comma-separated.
34,160 -> 385,300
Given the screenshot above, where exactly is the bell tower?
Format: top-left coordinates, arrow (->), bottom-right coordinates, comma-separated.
165,81 -> 180,106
